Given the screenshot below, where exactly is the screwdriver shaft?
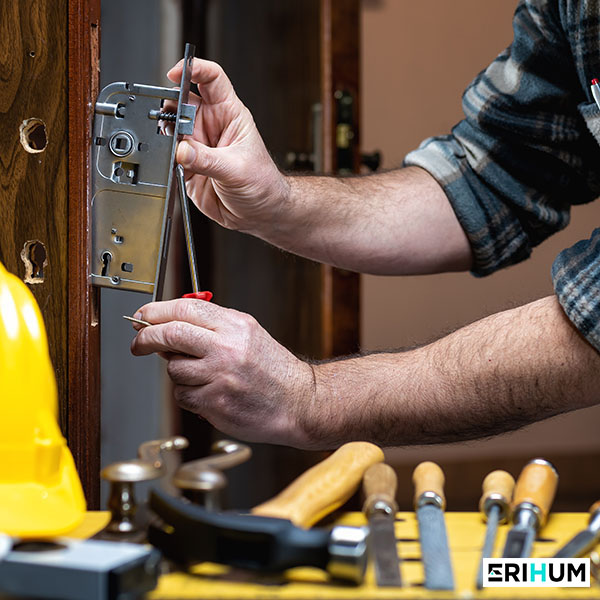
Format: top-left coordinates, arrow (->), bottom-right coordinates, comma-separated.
176,164 -> 200,294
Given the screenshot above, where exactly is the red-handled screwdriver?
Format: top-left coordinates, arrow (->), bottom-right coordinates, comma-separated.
176,164 -> 213,303
182,291 -> 213,300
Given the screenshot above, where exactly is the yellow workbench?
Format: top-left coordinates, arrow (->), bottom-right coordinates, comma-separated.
77,512 -> 600,599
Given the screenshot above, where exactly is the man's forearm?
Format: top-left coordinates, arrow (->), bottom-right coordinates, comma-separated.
171,59 -> 471,276
247,167 -> 473,275
301,296 -> 600,448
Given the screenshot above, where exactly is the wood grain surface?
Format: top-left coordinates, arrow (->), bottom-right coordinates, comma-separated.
0,0 -> 69,416
0,0 -> 101,506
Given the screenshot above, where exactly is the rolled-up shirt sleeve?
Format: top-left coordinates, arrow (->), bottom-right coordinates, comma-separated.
404,0 -> 600,277
552,229 -> 600,351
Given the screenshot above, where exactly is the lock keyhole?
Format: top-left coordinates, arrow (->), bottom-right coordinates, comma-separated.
29,242 -> 46,279
101,251 -> 112,276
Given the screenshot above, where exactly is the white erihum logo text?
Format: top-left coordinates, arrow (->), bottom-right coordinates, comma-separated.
483,558 -> 590,587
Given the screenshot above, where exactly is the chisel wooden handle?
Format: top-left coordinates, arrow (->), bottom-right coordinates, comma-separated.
479,470 -> 515,523
252,442 -> 384,528
362,463 -> 398,516
413,461 -> 446,510
512,458 -> 558,526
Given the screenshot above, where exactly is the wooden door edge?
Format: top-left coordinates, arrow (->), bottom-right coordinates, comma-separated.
319,0 -> 361,359
67,0 -> 101,507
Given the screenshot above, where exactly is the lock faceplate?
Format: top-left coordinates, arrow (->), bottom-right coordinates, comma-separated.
90,44 -> 196,300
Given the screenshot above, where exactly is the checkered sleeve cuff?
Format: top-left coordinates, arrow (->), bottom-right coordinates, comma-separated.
404,133 -> 533,277
552,228 -> 600,354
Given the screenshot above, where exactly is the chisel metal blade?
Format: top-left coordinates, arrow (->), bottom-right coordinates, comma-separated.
413,462 -> 454,590
369,515 -> 402,587
476,505 -> 500,588
362,463 -> 402,587
417,503 -> 454,590
554,501 -> 600,559
554,530 -> 599,559
503,526 -> 536,558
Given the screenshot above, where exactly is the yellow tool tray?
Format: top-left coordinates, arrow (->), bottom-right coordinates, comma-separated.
75,511 -> 599,598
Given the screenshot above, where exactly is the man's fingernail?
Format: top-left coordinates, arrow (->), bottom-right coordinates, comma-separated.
133,311 -> 143,320
179,141 -> 196,166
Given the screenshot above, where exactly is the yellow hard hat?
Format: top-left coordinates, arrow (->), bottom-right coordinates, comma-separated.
0,261 -> 86,537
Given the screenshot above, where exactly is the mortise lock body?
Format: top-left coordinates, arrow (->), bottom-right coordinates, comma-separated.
90,44 -> 196,300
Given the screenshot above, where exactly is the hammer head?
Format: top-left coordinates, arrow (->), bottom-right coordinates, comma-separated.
148,488 -> 367,584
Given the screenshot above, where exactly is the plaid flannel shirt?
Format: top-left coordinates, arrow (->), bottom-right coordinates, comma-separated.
404,0 -> 600,352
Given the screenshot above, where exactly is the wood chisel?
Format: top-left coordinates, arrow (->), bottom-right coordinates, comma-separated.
362,463 -> 402,587
412,461 -> 454,590
150,441 -> 384,584
502,458 -> 558,558
475,469 -> 515,589
553,500 -> 600,558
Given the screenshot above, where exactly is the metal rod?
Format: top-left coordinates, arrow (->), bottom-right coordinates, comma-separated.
122,315 -> 152,328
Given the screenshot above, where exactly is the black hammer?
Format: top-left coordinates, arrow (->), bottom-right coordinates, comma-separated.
149,441 -> 384,584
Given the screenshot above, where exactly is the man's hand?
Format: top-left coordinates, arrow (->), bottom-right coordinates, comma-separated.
130,299 -> 317,447
167,59 -> 288,233
130,296 -> 600,449
167,59 -> 472,276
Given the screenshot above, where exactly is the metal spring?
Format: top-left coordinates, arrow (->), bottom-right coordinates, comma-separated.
157,112 -> 177,122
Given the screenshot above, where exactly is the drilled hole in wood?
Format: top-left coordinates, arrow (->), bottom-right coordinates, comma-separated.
21,240 -> 47,284
19,118 -> 48,153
